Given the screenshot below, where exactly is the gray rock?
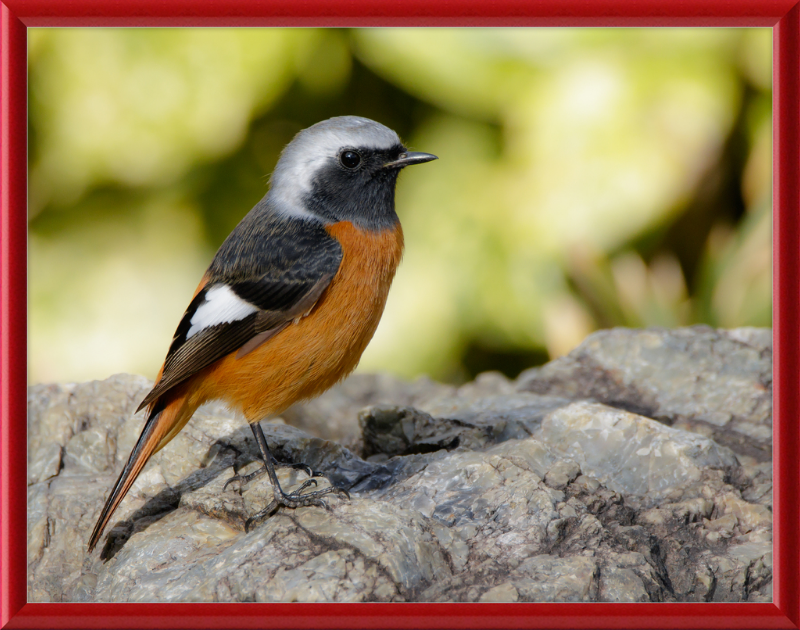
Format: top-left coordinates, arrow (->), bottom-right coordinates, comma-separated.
27,327 -> 772,603
535,401 -> 739,497
359,405 -> 464,459
283,373 -> 457,451
544,460 -> 581,490
517,326 -> 772,462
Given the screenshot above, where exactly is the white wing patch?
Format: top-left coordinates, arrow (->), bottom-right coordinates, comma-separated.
186,285 -> 258,339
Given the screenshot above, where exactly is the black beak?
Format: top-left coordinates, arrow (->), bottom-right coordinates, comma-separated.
383,151 -> 438,169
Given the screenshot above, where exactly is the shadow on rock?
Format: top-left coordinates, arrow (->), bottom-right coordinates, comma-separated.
99,440 -> 241,560
99,421 -> 408,560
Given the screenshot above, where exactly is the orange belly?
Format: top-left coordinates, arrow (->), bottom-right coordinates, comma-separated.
187,220 -> 404,421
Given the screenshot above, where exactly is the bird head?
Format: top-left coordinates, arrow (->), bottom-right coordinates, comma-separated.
268,116 -> 437,230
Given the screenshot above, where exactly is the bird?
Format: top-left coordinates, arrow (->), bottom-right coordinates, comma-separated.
87,116 -> 437,552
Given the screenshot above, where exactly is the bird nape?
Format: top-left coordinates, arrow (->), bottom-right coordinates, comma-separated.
88,116 -> 437,553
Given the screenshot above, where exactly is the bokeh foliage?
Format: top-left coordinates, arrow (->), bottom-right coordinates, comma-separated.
28,28 -> 772,385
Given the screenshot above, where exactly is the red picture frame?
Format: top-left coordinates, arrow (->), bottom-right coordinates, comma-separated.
2,1 -> 798,628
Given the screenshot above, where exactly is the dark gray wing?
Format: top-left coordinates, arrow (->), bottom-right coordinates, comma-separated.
137,214 -> 342,412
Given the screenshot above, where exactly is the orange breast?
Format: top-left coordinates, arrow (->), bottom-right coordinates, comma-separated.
191,220 -> 404,421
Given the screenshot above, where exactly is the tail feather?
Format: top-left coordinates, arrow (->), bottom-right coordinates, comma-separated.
88,393 -> 190,552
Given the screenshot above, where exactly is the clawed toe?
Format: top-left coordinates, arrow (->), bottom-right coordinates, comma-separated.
283,461 -> 330,479
223,475 -> 243,492
287,479 -> 319,496
244,500 -> 279,531
223,465 -> 267,491
243,485 -> 347,531
284,461 -> 314,477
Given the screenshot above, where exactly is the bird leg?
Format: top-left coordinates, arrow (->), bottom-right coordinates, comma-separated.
224,421 -> 349,531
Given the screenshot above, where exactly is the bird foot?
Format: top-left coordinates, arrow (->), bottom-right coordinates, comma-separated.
231,423 -> 349,532
244,483 -> 350,532
223,461 -> 323,492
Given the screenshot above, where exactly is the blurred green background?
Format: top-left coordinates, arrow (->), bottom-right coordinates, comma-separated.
27,28 -> 772,386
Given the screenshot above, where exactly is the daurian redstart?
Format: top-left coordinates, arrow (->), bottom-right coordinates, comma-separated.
88,116 -> 437,552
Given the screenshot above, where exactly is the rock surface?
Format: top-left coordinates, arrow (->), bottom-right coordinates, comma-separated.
27,326 -> 773,603
516,326 -> 773,463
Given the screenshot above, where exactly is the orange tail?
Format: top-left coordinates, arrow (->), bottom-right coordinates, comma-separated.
88,390 -> 194,552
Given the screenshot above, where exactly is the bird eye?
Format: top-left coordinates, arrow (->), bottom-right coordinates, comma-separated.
339,150 -> 361,169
